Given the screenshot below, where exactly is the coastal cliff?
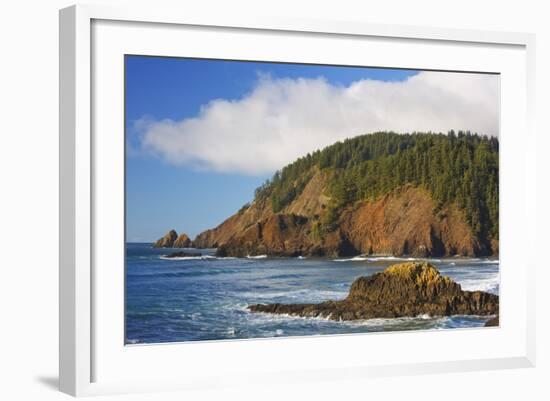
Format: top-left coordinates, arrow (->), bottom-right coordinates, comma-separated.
158,132 -> 499,257
248,262 -> 499,320
211,184 -> 484,257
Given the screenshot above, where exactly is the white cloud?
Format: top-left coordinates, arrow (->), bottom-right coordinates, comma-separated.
137,71 -> 499,175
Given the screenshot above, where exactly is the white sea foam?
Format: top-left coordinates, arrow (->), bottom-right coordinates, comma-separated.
159,255 -> 236,261
247,254 -> 268,259
457,272 -> 500,294
159,255 -> 204,260
247,312 -> 442,329
333,256 -> 370,262
344,316 -> 428,327
240,288 -> 348,302
369,256 -> 429,262
333,255 -> 429,262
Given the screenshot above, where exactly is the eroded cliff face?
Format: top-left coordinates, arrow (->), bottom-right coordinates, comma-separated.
338,185 -> 483,257
192,169 -> 497,257
193,169 -> 331,249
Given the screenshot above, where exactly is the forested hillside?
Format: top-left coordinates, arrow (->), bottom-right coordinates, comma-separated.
254,131 -> 499,244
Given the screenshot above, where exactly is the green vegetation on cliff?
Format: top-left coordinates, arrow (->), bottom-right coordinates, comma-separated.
254,131 -> 499,243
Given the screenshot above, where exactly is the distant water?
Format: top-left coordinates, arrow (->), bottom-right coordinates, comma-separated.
125,243 -> 499,344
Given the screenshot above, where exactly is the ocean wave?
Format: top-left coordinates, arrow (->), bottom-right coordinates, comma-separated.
159,255 -> 236,261
456,272 -> 500,294
333,256 -> 422,262
343,315 -> 438,327
247,255 -> 268,259
440,258 -> 498,265
475,259 -> 500,264
333,256 -> 370,262
369,256 -> 417,261
268,273 -> 306,280
239,288 -> 348,302
160,255 -> 206,261
246,311 -> 442,328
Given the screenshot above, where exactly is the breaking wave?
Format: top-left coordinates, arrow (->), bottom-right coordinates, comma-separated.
159,255 -> 236,261
247,254 -> 268,259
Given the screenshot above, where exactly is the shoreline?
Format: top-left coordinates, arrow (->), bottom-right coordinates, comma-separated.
127,243 -> 500,262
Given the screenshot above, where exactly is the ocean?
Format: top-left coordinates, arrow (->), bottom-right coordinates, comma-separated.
125,243 -> 499,344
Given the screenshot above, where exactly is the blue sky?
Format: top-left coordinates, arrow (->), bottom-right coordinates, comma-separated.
125,56 -> 498,242
125,56 -> 419,242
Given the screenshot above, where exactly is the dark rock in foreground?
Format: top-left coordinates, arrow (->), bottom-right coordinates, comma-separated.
163,251 -> 202,258
484,315 -> 499,327
248,262 -> 499,321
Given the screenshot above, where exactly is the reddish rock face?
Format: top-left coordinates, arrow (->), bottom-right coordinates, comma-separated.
216,214 -> 311,257
193,181 -> 497,258
338,185 -> 484,257
248,262 -> 499,320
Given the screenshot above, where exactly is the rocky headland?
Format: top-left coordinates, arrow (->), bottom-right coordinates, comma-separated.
197,184 -> 492,258
248,262 -> 499,321
154,133 -> 499,258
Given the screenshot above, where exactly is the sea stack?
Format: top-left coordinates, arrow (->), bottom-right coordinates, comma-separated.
248,262 -> 499,321
173,233 -> 192,248
153,229 -> 178,248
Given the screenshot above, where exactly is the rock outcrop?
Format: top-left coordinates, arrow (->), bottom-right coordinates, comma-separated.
484,315 -> 499,327
153,229 -> 178,248
153,230 -> 193,248
248,262 -> 499,320
163,251 -> 202,258
173,233 -> 192,248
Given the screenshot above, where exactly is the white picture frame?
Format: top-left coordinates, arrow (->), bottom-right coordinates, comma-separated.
59,4 -> 536,397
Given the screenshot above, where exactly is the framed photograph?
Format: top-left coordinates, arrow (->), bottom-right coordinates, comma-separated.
59,4 -> 536,396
